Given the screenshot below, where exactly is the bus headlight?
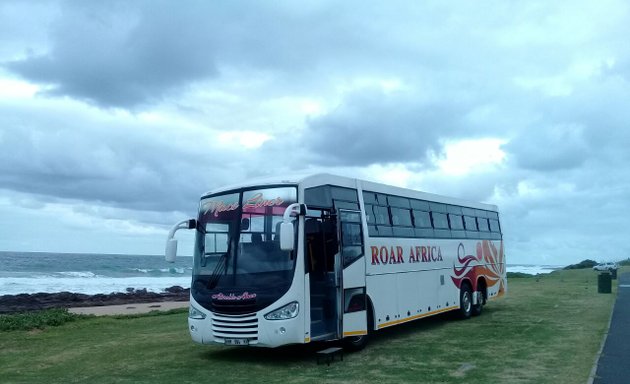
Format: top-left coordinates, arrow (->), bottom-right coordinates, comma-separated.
264,302 -> 299,320
189,304 -> 207,320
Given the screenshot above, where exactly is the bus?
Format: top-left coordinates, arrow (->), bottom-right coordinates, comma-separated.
165,174 -> 506,350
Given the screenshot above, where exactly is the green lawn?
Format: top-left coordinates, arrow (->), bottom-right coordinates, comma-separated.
0,268 -> 620,384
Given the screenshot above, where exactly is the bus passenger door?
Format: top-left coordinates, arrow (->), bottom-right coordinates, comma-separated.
306,211 -> 340,341
338,210 -> 368,338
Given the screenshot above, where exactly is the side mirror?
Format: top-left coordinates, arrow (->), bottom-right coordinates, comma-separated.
280,222 -> 295,251
165,219 -> 196,263
165,239 -> 178,262
279,203 -> 307,252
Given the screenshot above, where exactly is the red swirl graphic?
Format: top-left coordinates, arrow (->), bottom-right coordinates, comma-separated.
452,240 -> 505,296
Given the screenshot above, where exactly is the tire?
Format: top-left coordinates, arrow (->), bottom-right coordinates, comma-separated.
343,303 -> 374,351
459,284 -> 473,319
343,334 -> 368,351
472,291 -> 483,316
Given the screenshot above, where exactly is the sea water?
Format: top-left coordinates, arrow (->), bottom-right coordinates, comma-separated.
0,251 -> 193,295
0,251 -> 562,296
506,264 -> 563,275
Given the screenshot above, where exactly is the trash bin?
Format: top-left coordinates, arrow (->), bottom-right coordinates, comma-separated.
610,269 -> 618,280
598,272 -> 612,294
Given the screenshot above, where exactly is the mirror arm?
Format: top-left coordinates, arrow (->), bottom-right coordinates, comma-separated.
167,219 -> 196,240
282,203 -> 306,222
165,219 -> 196,263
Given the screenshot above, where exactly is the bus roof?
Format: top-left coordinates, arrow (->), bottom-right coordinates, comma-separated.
202,173 -> 498,212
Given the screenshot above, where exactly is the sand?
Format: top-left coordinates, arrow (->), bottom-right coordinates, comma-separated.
68,301 -> 189,316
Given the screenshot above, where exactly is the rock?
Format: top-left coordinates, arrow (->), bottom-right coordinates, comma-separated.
164,286 -> 186,294
0,286 -> 190,314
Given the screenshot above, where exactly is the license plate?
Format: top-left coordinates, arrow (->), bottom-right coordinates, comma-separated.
224,338 -> 249,346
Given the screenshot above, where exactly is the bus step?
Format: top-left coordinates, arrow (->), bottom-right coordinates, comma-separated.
316,347 -> 343,366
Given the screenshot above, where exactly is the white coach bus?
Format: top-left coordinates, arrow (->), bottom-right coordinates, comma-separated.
166,174 -> 506,350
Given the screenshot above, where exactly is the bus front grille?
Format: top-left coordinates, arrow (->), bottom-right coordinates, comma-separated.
211,312 -> 258,344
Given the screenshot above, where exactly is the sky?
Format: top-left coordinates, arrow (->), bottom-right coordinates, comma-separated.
1,0 -> 629,265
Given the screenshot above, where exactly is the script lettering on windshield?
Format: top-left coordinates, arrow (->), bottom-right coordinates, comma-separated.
203,200 -> 240,217
243,193 -> 284,210
202,193 -> 286,217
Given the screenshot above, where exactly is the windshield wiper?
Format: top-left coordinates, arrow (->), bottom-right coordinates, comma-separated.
207,252 -> 229,289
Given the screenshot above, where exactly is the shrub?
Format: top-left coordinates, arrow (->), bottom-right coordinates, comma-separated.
0,308 -> 88,332
563,259 -> 597,270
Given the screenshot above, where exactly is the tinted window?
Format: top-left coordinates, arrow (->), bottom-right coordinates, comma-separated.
449,214 -> 464,230
464,216 -> 477,231
489,219 -> 501,233
434,229 -> 451,238
477,217 -> 490,232
390,207 -> 412,226
430,202 -> 448,213
388,196 -> 410,208
393,227 -> 415,237
462,207 -> 476,217
332,187 -> 358,202
362,191 -> 378,205
341,222 -> 363,266
415,228 -> 434,238
373,205 -> 390,225
305,186 -> 332,207
335,201 -> 359,210
410,200 -> 430,211
412,210 -> 432,228
432,212 -> 449,229
373,226 -> 393,237
475,209 -> 489,219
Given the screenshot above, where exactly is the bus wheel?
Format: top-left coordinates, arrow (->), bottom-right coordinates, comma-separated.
471,291 -> 483,316
343,334 -> 368,351
459,284 -> 472,319
343,307 -> 373,351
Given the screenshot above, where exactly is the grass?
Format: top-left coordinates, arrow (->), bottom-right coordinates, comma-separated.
0,268 -> 620,384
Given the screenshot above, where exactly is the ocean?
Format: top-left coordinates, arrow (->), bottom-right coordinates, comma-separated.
0,251 -> 563,296
0,251 -> 193,296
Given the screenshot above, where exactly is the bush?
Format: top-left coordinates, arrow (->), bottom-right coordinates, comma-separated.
618,258 -> 630,266
0,308 -> 88,331
564,259 -> 598,270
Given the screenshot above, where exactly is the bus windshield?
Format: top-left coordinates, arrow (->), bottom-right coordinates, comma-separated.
192,186 -> 297,313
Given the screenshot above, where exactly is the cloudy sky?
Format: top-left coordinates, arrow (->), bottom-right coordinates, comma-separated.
1,0 -> 629,265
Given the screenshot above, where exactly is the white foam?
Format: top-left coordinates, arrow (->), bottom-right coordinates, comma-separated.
507,265 -> 562,275
0,276 -> 191,295
56,271 -> 99,278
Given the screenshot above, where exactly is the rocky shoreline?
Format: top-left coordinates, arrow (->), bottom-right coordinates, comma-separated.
0,286 -> 190,314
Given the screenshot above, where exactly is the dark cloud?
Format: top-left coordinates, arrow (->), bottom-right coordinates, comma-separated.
0,102 -> 247,213
4,2 -> 219,108
3,1 -> 370,108
1,1 -> 534,109
302,89 -> 477,166
505,124 -> 591,171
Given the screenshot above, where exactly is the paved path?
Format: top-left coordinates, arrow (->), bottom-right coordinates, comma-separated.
68,301 -> 189,316
593,272 -> 630,384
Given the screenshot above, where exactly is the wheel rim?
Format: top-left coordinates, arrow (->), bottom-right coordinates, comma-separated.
463,291 -> 472,313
